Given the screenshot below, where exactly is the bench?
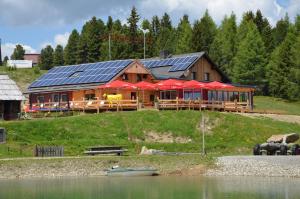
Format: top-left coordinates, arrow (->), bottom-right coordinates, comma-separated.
84,146 -> 128,156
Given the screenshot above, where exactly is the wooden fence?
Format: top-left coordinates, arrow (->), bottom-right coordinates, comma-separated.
30,99 -> 139,113
34,146 -> 64,157
28,97 -> 251,113
157,98 -> 251,112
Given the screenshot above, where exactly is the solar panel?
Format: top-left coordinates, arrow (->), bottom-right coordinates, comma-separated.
141,55 -> 199,72
29,60 -> 133,88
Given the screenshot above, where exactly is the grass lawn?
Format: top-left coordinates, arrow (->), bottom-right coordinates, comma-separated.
0,110 -> 299,158
254,96 -> 300,115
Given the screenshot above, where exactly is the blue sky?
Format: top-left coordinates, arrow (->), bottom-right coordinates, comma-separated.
0,0 -> 299,58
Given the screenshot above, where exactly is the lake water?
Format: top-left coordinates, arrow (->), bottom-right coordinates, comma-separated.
0,176 -> 299,199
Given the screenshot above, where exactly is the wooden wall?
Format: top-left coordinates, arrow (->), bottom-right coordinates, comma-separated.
188,57 -> 222,82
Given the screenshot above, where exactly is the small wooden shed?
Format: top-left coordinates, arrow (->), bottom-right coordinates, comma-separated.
0,74 -> 25,120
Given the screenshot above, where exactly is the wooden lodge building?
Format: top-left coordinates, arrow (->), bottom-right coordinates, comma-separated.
27,52 -> 254,112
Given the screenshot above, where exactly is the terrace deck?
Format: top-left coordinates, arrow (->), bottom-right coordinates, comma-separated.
28,98 -> 251,113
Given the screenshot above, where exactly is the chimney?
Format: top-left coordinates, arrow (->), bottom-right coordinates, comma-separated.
159,50 -> 171,59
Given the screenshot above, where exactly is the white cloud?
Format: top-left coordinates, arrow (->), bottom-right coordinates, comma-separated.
1,43 -> 36,59
54,32 -> 70,47
138,0 -> 299,26
40,32 -> 70,51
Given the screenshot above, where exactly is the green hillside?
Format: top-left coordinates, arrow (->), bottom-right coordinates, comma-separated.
253,96 -> 300,115
0,67 -> 46,92
0,111 -> 299,158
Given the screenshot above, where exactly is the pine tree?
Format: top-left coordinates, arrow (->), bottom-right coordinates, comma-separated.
142,19 -> 155,57
107,16 -> 113,33
100,19 -> 129,60
295,15 -> 300,35
127,7 -> 141,58
273,14 -> 290,47
288,33 -> 300,99
175,15 -> 192,54
53,45 -> 64,66
236,12 -> 255,45
232,21 -> 267,91
76,24 -> 89,64
155,13 -> 177,54
11,44 -> 25,60
191,10 -> 217,53
64,29 -> 79,65
39,45 -> 54,70
87,17 -> 105,62
151,15 -> 160,55
210,13 -> 237,76
261,18 -> 274,54
267,27 -> 297,99
254,10 -> 264,34
3,56 -> 9,66
151,16 -> 160,38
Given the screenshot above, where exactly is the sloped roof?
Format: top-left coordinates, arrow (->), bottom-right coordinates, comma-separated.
29,59 -> 133,89
0,75 -> 25,101
143,52 -> 230,82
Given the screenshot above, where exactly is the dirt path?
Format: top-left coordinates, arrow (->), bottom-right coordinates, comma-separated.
237,113 -> 300,125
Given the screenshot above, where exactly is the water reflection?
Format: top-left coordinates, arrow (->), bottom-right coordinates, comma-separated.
0,176 -> 299,199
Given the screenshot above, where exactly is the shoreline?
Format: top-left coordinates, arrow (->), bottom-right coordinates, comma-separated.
0,155 -> 210,180
2,155 -> 300,180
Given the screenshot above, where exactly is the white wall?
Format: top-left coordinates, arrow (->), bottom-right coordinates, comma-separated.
7,60 -> 33,68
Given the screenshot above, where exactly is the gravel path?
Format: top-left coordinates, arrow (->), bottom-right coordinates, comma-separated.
206,156 -> 300,177
237,113 -> 300,125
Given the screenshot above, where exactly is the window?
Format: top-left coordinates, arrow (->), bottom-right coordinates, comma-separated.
204,73 -> 210,81
137,74 -> 142,82
61,94 -> 68,102
160,91 -> 177,100
122,74 -> 128,80
52,94 -> 59,102
143,74 -> 148,79
69,71 -> 83,78
184,91 -> 201,100
85,94 -> 95,100
37,96 -> 45,103
191,72 -> 197,80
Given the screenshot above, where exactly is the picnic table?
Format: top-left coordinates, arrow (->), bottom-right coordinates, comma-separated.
84,146 -> 128,156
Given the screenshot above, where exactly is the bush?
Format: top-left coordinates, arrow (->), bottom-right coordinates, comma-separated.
33,66 -> 41,74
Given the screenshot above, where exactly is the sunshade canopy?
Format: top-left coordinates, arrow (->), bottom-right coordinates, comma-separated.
155,79 -> 184,90
135,81 -> 157,90
99,80 -> 137,89
206,81 -> 234,90
183,80 -> 209,89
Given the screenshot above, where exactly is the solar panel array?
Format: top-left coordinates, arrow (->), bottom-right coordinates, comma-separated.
29,60 -> 132,88
142,55 -> 199,72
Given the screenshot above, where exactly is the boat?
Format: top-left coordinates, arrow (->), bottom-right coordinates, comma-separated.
105,167 -> 159,176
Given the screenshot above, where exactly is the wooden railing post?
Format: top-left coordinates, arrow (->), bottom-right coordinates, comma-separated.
199,100 -> 202,111
83,97 -> 85,113
136,97 -> 139,110
97,98 -> 100,114
234,99 -> 237,112
176,97 -> 179,111
246,99 -> 249,112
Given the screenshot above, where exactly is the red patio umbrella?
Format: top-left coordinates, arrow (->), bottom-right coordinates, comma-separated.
183,80 -> 209,89
156,79 -> 184,90
99,80 -> 137,89
135,81 -> 157,90
206,81 -> 234,90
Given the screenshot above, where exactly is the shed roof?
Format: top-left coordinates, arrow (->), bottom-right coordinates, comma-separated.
0,75 -> 25,101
